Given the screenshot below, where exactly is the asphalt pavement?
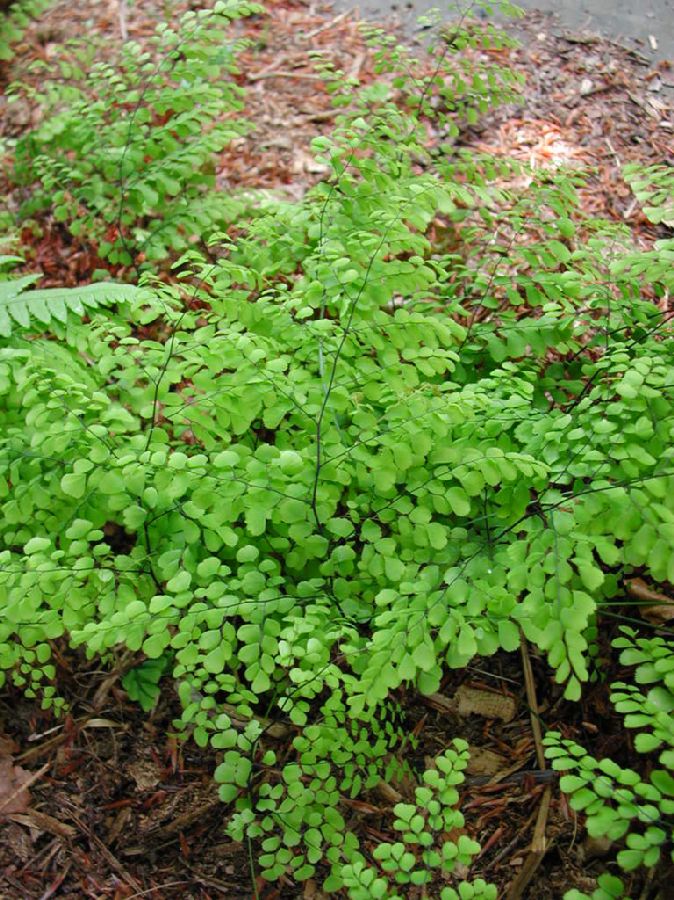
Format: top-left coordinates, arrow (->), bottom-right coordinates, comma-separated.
333,0 -> 674,61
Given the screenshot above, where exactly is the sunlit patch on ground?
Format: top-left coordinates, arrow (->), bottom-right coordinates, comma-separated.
473,118 -> 588,170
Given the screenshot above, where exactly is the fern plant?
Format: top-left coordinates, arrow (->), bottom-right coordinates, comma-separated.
1,3 -> 674,895
9,0 -> 260,266
0,0 -> 51,61
339,741 -> 496,899
623,162 -> 674,227
564,874 -> 629,900
221,703 -> 412,890
0,252 -> 144,335
545,627 -> 674,895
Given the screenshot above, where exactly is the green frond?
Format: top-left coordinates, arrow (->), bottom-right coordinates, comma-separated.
0,276 -> 146,336
0,0 -> 52,61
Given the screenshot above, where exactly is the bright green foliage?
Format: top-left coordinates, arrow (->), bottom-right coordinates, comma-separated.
2,3 -> 674,894
564,874 -> 627,900
612,629 -> 674,767
339,741 -> 495,899
219,733 -> 495,895
221,704 -> 412,889
0,0 -> 51,61
359,3 -> 524,139
546,628 -> 674,888
0,258 -> 145,335
122,655 -> 169,711
9,0 -> 260,265
623,162 -> 674,227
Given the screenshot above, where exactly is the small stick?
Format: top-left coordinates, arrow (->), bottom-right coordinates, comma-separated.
302,11 -> 349,41
69,811 -> 142,892
506,636 -> 553,898
119,0 -> 128,43
506,787 -> 553,899
248,71 -> 325,82
520,635 -> 545,770
483,804 -> 539,873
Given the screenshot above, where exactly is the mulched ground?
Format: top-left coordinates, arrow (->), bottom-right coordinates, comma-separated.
1,1 -> 673,897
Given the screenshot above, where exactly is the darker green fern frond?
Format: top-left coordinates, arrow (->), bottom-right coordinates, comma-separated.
0,275 -> 146,336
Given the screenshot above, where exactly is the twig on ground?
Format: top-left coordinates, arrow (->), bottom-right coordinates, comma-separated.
248,71 -> 324,82
301,11 -> 350,41
118,0 -> 128,43
504,638 -> 553,899
68,810 -> 142,892
506,786 -> 553,900
520,636 -> 545,771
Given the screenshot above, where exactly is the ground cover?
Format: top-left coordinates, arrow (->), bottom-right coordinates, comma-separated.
0,2 -> 672,898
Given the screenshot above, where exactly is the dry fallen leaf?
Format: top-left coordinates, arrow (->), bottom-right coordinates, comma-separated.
2,821 -> 34,862
127,759 -> 162,792
454,685 -> 517,723
0,734 -> 18,756
627,577 -> 674,623
466,745 -> 508,776
0,757 -> 33,817
303,879 -> 329,900
9,809 -> 76,839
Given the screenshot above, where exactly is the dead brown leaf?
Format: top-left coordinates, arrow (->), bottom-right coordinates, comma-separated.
455,685 -> 517,723
0,756 -> 33,817
467,746 -> 508,777
627,577 -> 674,623
303,878 -> 328,900
9,809 -> 76,839
127,759 -> 162,792
0,734 -> 18,756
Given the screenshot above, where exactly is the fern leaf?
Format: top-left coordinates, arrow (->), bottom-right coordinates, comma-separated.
0,278 -> 145,337
0,0 -> 53,61
0,255 -> 26,269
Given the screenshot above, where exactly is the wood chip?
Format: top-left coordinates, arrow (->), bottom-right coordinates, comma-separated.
425,685 -> 517,721
466,746 -> 508,777
455,685 -> 517,723
9,809 -> 76,839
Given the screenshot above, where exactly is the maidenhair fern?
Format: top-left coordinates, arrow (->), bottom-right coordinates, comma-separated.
9,0 -> 261,265
1,2 -> 674,895
565,874 -> 629,900
546,628 -> 674,895
339,741 -> 496,899
0,0 -> 52,61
